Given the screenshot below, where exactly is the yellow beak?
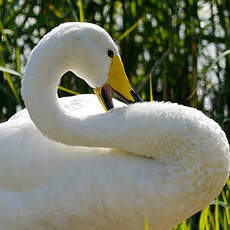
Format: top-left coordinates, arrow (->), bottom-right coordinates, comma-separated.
93,55 -> 142,111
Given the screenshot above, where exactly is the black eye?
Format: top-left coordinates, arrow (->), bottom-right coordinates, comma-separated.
107,50 -> 114,58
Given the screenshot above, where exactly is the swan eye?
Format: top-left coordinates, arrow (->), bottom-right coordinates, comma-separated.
107,50 -> 114,58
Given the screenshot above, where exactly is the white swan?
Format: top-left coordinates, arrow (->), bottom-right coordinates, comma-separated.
0,22 -> 229,230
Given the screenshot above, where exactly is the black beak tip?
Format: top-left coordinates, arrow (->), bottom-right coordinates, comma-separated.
131,89 -> 143,103
112,88 -> 143,105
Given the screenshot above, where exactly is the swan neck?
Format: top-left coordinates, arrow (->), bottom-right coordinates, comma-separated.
22,36 -> 126,149
22,38 -> 87,146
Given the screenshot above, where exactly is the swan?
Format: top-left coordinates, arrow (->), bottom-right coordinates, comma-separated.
0,22 -> 229,230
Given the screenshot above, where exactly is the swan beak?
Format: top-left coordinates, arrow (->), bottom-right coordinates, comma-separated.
94,55 -> 142,111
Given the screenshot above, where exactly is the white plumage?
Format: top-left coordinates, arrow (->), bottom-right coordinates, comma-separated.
0,22 -> 229,230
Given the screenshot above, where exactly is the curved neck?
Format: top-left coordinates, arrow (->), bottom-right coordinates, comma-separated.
21,40 -> 96,146
21,37 -> 128,152
21,40 -> 156,156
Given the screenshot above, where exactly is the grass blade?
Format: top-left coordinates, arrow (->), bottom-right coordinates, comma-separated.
222,191 -> 230,224
77,0 -> 84,22
199,206 -> 210,230
0,66 -> 21,103
58,86 -> 79,95
208,50 -> 230,72
0,67 -> 79,96
211,200 -> 230,209
0,20 -> 13,58
215,198 -> 220,230
149,73 -> 153,101
16,47 -> 21,73
0,66 -> 22,77
3,72 -> 20,102
144,217 -> 149,230
118,16 -> 143,42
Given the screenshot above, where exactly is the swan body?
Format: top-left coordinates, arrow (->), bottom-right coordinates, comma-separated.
0,22 -> 229,230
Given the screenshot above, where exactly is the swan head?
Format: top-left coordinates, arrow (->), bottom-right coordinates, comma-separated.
43,22 -> 142,111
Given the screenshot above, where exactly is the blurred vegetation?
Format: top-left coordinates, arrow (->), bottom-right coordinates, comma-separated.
0,0 -> 230,229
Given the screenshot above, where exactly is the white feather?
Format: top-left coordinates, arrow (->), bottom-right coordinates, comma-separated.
0,22 -> 229,230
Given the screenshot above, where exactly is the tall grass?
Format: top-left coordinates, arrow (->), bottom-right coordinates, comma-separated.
0,1 -> 230,229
